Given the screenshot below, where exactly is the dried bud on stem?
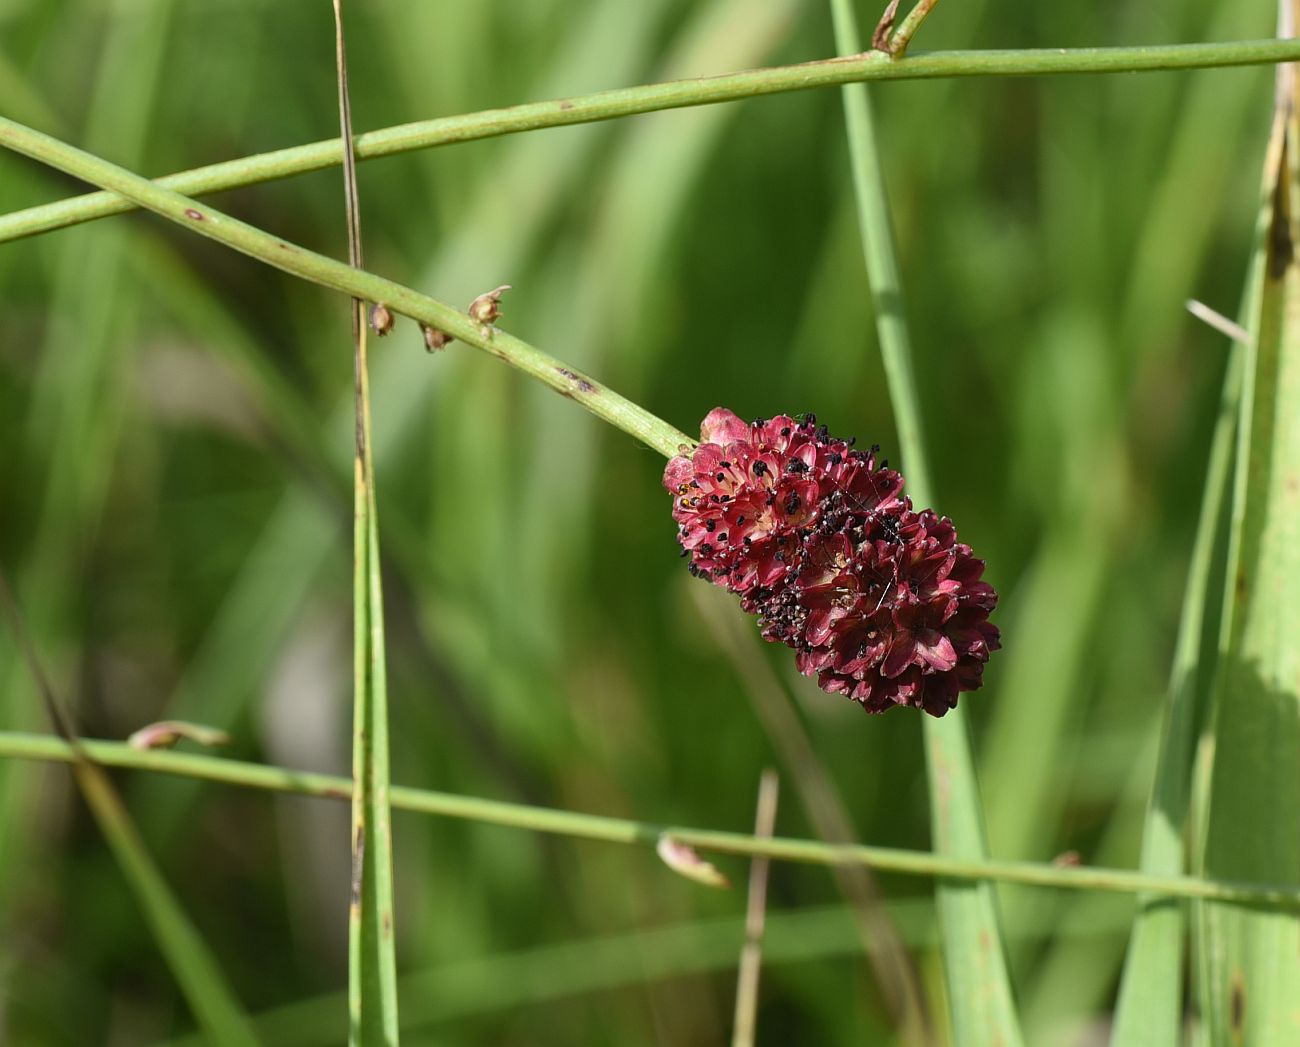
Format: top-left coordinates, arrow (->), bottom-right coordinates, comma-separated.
368,302 -> 394,336
128,720 -> 232,751
421,323 -> 454,352
468,284 -> 511,338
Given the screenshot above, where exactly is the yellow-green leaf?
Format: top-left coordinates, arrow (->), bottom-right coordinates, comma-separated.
1197,67 -> 1300,1045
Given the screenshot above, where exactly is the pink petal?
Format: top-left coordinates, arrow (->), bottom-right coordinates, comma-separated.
700,408 -> 750,446
881,634 -> 916,678
663,456 -> 695,491
805,606 -> 834,646
916,632 -> 958,672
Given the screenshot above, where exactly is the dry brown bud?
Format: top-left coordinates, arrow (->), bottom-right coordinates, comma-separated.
468,284 -> 511,337
368,302 -> 395,336
421,324 -> 454,352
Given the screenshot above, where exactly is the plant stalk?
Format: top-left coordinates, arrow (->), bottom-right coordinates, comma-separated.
0,115 -> 693,459
3,40 -> 1300,245
333,1 -> 400,1040
0,731 -> 1297,909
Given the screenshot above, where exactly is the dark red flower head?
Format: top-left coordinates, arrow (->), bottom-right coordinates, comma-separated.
666,408 -> 999,717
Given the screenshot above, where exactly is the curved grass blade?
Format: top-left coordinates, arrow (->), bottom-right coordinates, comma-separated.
1196,31 -> 1300,1042
0,576 -> 257,1046
827,2 -> 1022,1043
1110,321 -> 1245,1045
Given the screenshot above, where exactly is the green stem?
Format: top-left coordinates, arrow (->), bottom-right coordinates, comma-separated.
1,731 -> 1297,909
334,1 -> 400,1037
830,13 -> 931,498
3,39 -> 1300,245
830,2 -> 1020,1043
888,0 -> 941,56
0,115 -> 692,460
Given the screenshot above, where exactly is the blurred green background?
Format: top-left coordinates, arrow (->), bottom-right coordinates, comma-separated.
0,0 -> 1278,1043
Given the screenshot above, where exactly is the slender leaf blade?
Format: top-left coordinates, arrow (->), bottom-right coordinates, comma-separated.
1112,345 -> 1243,1047
1197,74 -> 1300,1044
334,3 -> 399,1040
0,578 -> 257,1046
73,763 -> 260,1046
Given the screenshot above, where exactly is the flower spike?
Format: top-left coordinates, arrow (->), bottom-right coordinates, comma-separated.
666,408 -> 999,716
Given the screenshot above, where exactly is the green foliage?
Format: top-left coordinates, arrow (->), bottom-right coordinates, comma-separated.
0,0 -> 1297,1044
1197,76 -> 1300,1044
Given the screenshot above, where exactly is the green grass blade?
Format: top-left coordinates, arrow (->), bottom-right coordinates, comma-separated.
349,374 -> 400,1043
0,45 -> 61,131
1197,61 -> 1300,1044
0,12 -> 260,1040
66,762 -> 260,1046
129,0 -> 669,856
333,3 -> 400,1039
348,383 -> 400,1042
0,580 -> 257,1046
1110,331 -> 1244,1044
827,3 -> 1022,1043
157,897 -> 1139,1047
1107,8 -> 1268,1035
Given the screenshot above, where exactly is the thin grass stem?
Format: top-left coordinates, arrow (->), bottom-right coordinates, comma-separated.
1,731 -> 1298,909
829,1 -> 1021,1042
333,2 -> 400,1040
730,769 -> 779,1047
3,40 -> 1300,245
888,1 -> 941,56
0,115 -> 693,459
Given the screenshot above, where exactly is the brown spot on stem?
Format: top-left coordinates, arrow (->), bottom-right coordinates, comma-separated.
350,825 -> 365,910
559,100 -> 574,110
1268,167 -> 1293,279
1229,970 -> 1246,1042
382,912 -> 393,937
557,367 -> 596,394
184,208 -> 204,221
322,785 -> 351,801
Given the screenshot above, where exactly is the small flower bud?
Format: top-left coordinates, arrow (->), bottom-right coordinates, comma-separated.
421,324 -> 453,352
128,720 -> 231,750
368,303 -> 394,336
468,284 -> 511,337
656,835 -> 730,889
